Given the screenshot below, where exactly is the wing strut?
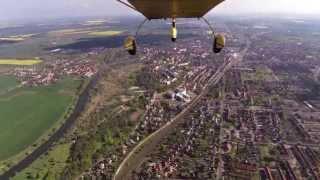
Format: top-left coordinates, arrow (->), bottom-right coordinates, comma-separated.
202,17 -> 215,37
117,0 -> 137,11
135,19 -> 148,37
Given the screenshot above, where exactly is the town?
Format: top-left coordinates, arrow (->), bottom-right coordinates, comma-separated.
80,18 -> 320,180
1,16 -> 320,180
10,54 -> 98,86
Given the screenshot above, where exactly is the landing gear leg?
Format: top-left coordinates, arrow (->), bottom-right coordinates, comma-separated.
124,19 -> 148,55
171,18 -> 177,42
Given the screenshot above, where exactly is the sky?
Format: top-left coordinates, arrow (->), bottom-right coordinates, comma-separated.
1,0 -> 320,22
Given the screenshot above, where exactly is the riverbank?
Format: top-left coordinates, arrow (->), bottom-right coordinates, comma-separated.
0,74 -> 99,179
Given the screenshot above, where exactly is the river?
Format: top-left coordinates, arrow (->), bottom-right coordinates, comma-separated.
0,74 -> 99,180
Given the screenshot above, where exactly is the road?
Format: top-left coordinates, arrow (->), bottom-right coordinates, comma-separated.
314,66 -> 320,82
113,53 -> 243,180
215,74 -> 226,180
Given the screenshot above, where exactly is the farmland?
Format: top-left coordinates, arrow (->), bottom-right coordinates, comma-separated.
0,38 -> 24,42
0,77 -> 81,170
12,143 -> 71,180
0,76 -> 19,94
0,34 -> 37,43
0,59 -> 42,65
48,28 -> 93,36
88,30 -> 123,36
48,29 -> 123,37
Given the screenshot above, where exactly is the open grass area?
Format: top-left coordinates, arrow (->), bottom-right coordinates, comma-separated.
86,20 -> 106,24
48,28 -> 93,36
0,59 -> 42,65
13,143 -> 71,180
88,30 -> 123,36
0,76 -> 19,94
0,38 -> 24,42
0,78 -> 81,164
9,34 -> 36,39
83,20 -> 106,26
0,34 -> 36,42
47,28 -> 120,36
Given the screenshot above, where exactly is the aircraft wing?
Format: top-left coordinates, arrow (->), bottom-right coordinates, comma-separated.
127,0 -> 224,19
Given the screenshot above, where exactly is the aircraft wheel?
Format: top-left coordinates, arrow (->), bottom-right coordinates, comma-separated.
124,36 -> 137,55
213,34 -> 226,54
171,27 -> 177,42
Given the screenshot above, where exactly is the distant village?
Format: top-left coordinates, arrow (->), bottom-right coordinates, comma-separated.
10,52 -> 98,87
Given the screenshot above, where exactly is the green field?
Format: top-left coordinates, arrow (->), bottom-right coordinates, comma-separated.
0,77 -> 81,162
88,30 -> 123,36
0,76 -> 19,94
0,59 -> 42,65
48,29 -> 122,37
48,28 -> 93,36
13,143 -> 71,180
0,34 -> 36,42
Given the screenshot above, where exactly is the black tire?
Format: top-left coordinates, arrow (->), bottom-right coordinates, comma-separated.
128,40 -> 137,55
213,39 -> 222,53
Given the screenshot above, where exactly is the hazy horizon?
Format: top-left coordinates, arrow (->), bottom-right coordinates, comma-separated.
1,0 -> 320,23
